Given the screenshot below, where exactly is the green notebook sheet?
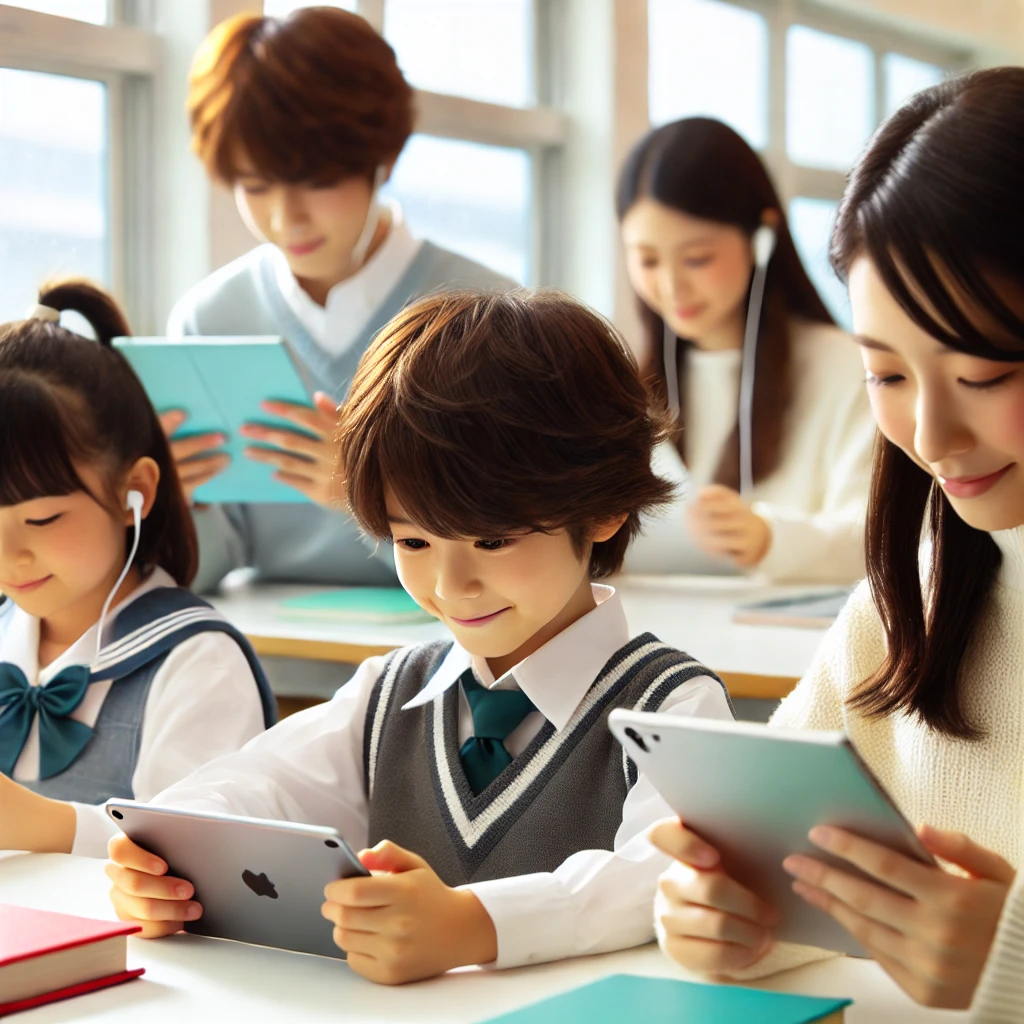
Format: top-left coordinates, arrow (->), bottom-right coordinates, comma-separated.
114,335 -> 314,505
481,975 -> 851,1024
277,588 -> 435,625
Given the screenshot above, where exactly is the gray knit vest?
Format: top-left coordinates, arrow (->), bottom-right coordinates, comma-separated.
363,634 -> 732,887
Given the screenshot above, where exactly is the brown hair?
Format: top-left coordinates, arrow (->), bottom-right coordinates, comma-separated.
339,289 -> 675,577
188,7 -> 414,184
616,118 -> 835,489
831,68 -> 1024,739
0,280 -> 198,586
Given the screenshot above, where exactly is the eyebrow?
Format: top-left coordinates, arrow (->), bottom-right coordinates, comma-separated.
628,237 -> 716,252
855,334 -> 959,357
387,515 -> 413,525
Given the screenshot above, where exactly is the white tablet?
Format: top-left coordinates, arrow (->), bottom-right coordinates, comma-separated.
106,800 -> 368,959
608,710 -> 935,956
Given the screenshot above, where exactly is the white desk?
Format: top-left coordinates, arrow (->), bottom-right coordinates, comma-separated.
210,576 -> 831,701
0,852 -> 966,1023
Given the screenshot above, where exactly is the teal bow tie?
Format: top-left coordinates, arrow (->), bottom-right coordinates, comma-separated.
0,662 -> 94,780
459,670 -> 537,795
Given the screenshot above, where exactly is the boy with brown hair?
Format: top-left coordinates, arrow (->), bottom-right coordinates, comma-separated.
106,290 -> 734,984
165,6 -> 513,591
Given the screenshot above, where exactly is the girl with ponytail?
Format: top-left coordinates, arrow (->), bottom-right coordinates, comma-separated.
0,280 -> 276,858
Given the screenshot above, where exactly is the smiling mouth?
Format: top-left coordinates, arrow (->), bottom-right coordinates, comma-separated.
937,465 -> 1013,499
4,575 -> 52,594
286,239 -> 325,256
448,607 -> 512,628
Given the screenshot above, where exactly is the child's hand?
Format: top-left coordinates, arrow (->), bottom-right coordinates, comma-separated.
650,818 -> 781,975
686,485 -> 771,568
159,410 -> 230,503
321,840 -> 497,985
784,824 -> 1014,1009
105,833 -> 202,939
240,392 -> 343,507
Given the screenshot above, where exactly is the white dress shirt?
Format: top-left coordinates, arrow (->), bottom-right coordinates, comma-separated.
0,569 -> 267,858
140,585 -> 733,969
272,200 -> 423,358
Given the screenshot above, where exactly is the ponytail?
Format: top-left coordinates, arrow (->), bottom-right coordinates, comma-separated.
0,280 -> 198,586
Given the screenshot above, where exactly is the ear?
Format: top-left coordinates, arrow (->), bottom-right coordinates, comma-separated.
760,207 -> 782,230
121,457 -> 160,523
590,514 -> 629,544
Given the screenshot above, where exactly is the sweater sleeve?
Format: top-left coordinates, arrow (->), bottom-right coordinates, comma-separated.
969,870 -> 1024,1020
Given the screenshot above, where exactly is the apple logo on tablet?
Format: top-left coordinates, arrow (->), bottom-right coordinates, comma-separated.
242,869 -> 279,899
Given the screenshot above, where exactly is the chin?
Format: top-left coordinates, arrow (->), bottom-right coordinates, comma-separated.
944,495 -> 1024,534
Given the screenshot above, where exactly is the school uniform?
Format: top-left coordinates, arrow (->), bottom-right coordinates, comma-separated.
627,319 -> 875,583
116,585 -> 734,968
0,568 -> 275,858
167,203 -> 517,593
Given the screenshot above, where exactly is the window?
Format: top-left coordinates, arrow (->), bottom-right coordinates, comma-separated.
786,26 -> 874,171
0,69 -> 108,321
646,2 -> 966,324
262,0 -> 355,16
1,0 -> 107,22
387,135 -> 531,283
884,53 -> 944,118
648,0 -> 768,148
384,0 -> 533,108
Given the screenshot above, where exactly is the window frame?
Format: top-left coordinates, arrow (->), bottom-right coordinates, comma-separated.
346,0 -> 569,287
0,2 -> 159,328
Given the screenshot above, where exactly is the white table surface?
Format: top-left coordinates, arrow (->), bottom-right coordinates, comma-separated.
0,852 -> 966,1024
209,574 -> 833,687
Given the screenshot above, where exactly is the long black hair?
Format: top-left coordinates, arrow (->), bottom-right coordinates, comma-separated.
0,280 -> 198,586
616,117 -> 834,489
831,67 -> 1024,739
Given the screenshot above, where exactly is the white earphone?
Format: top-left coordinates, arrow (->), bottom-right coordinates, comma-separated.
349,164 -> 388,271
94,489 -> 144,660
738,224 -> 777,498
661,222 -> 777,501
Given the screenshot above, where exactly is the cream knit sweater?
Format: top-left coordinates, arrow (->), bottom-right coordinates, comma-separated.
626,319 -> 876,584
665,527 -> 1024,1019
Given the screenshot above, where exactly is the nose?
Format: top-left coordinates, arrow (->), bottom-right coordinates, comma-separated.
914,388 -> 973,467
665,264 -> 691,309
0,521 -> 32,571
434,549 -> 482,605
268,187 -> 307,236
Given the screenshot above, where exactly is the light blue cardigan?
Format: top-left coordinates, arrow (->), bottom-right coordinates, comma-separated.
169,242 -> 515,593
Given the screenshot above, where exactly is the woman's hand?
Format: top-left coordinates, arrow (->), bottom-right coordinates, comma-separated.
784,824 -> 1014,1008
650,818 -> 781,975
239,391 -> 343,507
106,833 -> 202,939
158,411 -> 229,503
687,485 -> 771,568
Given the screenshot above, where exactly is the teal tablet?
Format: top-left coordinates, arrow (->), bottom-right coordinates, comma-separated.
114,336 -> 315,504
277,588 -> 435,625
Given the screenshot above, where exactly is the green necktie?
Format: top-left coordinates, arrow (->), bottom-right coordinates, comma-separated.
458,669 -> 537,795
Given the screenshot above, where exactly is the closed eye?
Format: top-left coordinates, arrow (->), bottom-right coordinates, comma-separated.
395,538 -> 428,550
475,539 -> 514,551
26,513 -> 62,527
960,371 -> 1016,390
865,372 -> 905,387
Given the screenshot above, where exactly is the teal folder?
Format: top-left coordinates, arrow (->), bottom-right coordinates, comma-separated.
114,336 -> 315,505
482,975 -> 851,1024
277,588 -> 435,625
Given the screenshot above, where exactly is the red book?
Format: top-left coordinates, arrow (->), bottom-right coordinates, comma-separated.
0,904 -> 144,1016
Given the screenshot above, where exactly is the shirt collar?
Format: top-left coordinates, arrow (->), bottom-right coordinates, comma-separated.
272,201 -> 422,355
0,567 -> 175,684
401,585 -> 629,731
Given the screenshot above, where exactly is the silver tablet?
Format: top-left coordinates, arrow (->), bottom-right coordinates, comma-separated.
105,800 -> 369,959
609,709 -> 935,956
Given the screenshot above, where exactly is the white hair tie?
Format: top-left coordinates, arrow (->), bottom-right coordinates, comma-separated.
25,304 -> 60,323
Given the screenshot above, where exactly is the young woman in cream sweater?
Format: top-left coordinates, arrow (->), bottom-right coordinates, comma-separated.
651,68 -> 1024,1017
617,119 -> 874,583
